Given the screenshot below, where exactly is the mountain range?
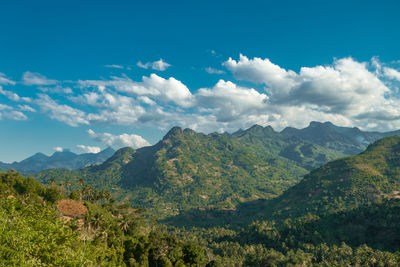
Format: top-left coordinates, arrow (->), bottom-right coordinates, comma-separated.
34,121 -> 400,217
232,121 -> 400,170
0,147 -> 115,173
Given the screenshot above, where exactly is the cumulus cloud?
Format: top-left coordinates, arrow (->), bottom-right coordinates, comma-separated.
0,73 -> 16,85
76,145 -> 101,153
88,129 -> 150,149
196,80 -> 268,122
3,55 -> 400,134
221,54 -> 400,131
70,90 -> 147,125
35,94 -> 89,126
79,73 -> 194,108
53,147 -> 64,152
22,71 -> 58,86
205,67 -> 225,74
137,59 -> 171,71
224,54 -> 297,93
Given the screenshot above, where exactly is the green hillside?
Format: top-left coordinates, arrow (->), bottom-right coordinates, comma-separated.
35,123 -> 400,218
37,127 -> 307,217
267,135 -> 400,219
232,121 -> 399,170
232,124 -> 345,170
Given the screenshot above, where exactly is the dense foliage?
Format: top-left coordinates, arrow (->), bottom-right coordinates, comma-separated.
260,136 -> 400,220
0,171 -> 206,266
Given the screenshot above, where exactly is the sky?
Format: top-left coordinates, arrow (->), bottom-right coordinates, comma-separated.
1,0 -> 400,162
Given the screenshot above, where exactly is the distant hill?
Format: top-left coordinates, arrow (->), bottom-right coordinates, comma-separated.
0,147 -> 115,173
233,121 -> 400,170
266,135 -> 400,219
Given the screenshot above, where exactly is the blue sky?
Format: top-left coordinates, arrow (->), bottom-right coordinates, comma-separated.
1,0 -> 400,162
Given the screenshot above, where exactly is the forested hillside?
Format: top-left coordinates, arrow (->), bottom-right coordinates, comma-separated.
0,171 -> 207,266
36,127 -> 307,217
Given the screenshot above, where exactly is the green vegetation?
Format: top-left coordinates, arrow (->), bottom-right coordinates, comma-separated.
35,123 -> 400,218
0,171 -> 206,266
263,135 -> 400,220
37,127 -> 308,217
233,122 -> 369,170
12,126 -> 400,266
163,136 -> 400,266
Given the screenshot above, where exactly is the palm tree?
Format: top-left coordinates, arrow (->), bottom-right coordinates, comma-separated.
78,179 -> 84,202
90,213 -> 104,233
118,215 -> 131,233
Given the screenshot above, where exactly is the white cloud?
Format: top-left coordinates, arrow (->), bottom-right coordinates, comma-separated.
205,67 -> 225,74
71,90 -> 147,125
53,147 -> 64,152
76,145 -> 101,153
79,73 -> 194,108
18,104 -> 36,112
221,55 -> 400,131
35,94 -> 89,126
0,104 -> 12,110
0,87 -> 20,101
88,129 -> 150,149
0,103 -> 28,121
3,55 -> 400,134
139,74 -> 193,107
105,64 -> 124,69
2,110 -> 27,121
38,85 -> 73,94
0,73 -> 16,85
137,59 -> 171,71
224,54 -> 297,94
22,71 -> 58,86
383,67 -> 400,81
0,87 -> 31,102
196,80 -> 268,123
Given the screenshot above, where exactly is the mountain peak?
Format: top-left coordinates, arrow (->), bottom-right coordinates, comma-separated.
239,124 -> 276,136
163,126 -> 183,140
308,121 -> 329,128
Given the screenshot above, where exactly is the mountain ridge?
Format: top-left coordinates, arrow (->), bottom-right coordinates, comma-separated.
34,121 -> 400,217
0,147 -> 115,173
